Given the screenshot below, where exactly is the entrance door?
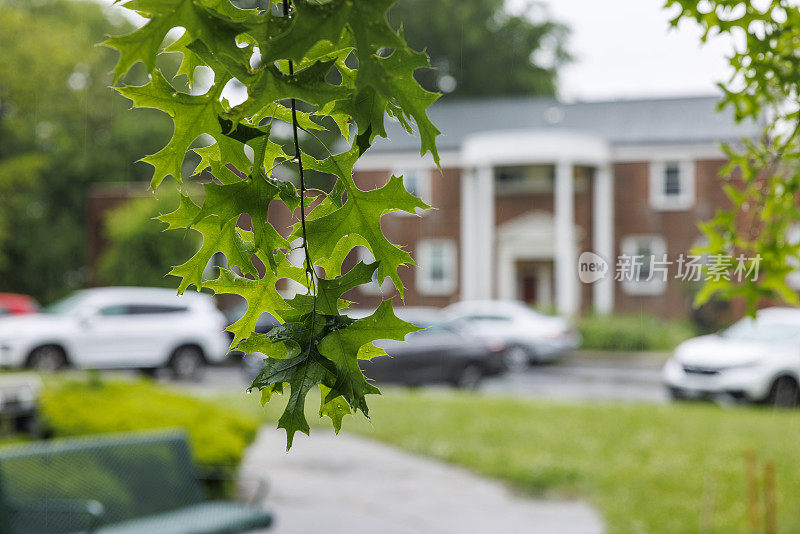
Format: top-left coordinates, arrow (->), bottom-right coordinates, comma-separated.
521,273 -> 538,303
516,260 -> 552,307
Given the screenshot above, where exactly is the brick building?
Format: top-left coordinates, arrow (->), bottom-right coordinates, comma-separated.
349,95 -> 760,317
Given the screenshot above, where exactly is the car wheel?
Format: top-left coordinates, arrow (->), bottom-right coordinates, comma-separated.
766,376 -> 799,408
667,387 -> 689,402
503,346 -> 531,372
169,346 -> 205,381
27,345 -> 67,372
455,363 -> 483,390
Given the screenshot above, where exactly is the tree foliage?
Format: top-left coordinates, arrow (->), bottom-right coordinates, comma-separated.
0,0 -> 171,303
389,0 -> 569,97
108,0 -> 439,448
97,192 -> 199,288
669,1 -> 800,313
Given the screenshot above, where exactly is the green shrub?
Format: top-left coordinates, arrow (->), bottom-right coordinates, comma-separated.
39,378 -> 260,468
578,313 -> 697,351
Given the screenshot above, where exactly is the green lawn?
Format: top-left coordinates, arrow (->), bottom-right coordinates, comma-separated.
328,391 -> 800,534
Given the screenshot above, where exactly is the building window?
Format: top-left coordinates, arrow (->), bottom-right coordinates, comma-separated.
649,160 -> 694,210
620,235 -> 668,296
416,239 -> 457,296
495,165 -> 554,194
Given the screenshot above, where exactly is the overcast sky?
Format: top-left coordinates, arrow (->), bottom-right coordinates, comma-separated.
523,0 -> 738,101
100,0 -> 739,102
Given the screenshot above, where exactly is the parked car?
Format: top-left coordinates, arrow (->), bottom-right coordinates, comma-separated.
444,300 -> 580,369
242,307 -> 507,389
0,287 -> 230,379
663,307 -> 800,406
0,293 -> 39,316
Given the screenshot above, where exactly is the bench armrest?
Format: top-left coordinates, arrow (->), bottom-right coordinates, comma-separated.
195,468 -> 269,505
8,498 -> 105,533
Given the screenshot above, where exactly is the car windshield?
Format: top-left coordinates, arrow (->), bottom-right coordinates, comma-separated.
42,293 -> 90,315
406,317 -> 456,336
720,318 -> 800,343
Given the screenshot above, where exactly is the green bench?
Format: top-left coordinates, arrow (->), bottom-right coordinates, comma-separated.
0,430 -> 273,534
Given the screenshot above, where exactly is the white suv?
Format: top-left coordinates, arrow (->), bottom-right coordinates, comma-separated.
0,287 -> 230,379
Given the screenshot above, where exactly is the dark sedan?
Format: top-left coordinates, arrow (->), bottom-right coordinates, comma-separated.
242,307 -> 506,389
355,307 -> 507,389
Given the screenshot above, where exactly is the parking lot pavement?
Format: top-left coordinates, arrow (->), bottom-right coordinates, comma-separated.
481,358 -> 669,403
180,352 -> 669,404
242,427 -> 604,534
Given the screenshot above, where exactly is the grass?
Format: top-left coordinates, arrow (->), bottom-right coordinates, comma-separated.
327,391 -> 800,534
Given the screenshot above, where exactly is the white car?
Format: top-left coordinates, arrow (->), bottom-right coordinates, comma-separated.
444,300 -> 580,369
0,287 -> 230,379
663,307 -> 800,406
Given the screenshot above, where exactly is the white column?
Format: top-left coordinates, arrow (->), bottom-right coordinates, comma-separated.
460,165 -> 495,300
460,168 -> 479,301
593,164 -> 615,314
475,165 -> 495,299
497,248 -> 516,300
554,160 -> 577,316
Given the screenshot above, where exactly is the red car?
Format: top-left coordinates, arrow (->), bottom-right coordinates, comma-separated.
0,293 -> 39,316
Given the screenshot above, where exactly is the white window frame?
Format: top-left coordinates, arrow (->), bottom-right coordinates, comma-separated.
415,239 -> 458,296
620,235 -> 668,296
393,167 -> 432,216
649,160 -> 695,211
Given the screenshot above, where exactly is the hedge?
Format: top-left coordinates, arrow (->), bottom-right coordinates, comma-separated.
39,377 -> 260,468
579,313 -> 697,351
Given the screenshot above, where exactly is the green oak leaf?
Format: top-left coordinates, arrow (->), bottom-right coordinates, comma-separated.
104,0 -> 254,82
157,194 -> 258,293
283,261 -> 378,317
257,0 -> 351,65
319,384 -> 350,433
191,175 -> 296,266
249,312 -> 355,449
203,267 -> 288,347
353,42 -> 441,165
116,70 -> 237,188
163,32 -> 205,87
318,299 -> 420,415
298,147 -> 430,296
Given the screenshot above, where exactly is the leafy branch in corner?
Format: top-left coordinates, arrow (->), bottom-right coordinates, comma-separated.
106,0 -> 439,448
669,0 -> 800,314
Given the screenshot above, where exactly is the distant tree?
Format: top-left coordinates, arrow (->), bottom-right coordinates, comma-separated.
388,0 -> 570,97
0,0 -> 171,303
97,194 -> 199,289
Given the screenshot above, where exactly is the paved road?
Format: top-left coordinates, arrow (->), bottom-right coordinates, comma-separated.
178,352 -> 670,403
242,427 -> 604,534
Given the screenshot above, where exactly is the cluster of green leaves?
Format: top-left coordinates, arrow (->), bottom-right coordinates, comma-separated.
107,0 -> 439,448
667,0 -> 800,312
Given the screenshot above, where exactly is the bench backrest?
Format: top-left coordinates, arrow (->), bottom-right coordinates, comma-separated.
0,430 -> 203,534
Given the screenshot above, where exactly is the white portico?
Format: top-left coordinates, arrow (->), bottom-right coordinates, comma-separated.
459,130 -> 615,316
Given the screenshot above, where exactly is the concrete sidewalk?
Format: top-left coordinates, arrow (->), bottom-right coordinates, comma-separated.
241,427 -> 604,534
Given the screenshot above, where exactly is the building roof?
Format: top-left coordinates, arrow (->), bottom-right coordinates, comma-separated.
369,95 -> 762,154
